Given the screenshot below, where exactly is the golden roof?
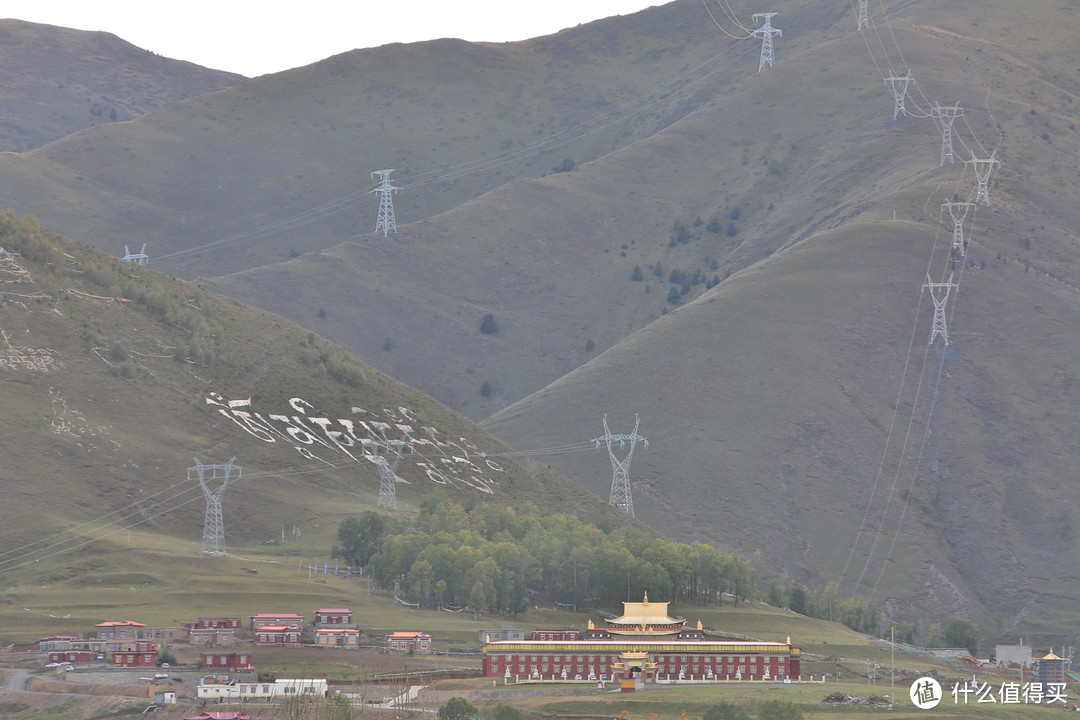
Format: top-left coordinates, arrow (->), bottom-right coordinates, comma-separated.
1040,650 -> 1065,661
608,593 -> 683,627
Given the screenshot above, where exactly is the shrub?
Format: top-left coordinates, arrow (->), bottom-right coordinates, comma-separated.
480,313 -> 498,334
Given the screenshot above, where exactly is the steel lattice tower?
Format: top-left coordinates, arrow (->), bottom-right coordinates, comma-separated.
191,457 -> 240,557
857,0 -> 871,30
123,243 -> 149,266
371,169 -> 401,236
930,105 -> 963,165
364,436 -> 413,510
884,72 -> 911,120
965,155 -> 1000,205
922,274 -> 959,345
752,13 -> 782,71
593,414 -> 648,517
943,200 -> 975,257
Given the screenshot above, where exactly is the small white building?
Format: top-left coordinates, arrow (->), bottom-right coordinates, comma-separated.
197,678 -> 328,701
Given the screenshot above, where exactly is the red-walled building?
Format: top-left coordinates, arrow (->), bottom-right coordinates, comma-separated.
185,617 -> 243,630
47,650 -> 93,664
314,608 -> 353,626
111,649 -> 158,667
201,652 -> 254,670
254,625 -> 301,646
482,595 -> 801,683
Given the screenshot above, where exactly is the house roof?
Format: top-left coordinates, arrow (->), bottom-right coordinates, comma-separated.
387,632 -> 431,639
316,608 -> 352,614
251,613 -> 303,619
315,627 -> 359,633
256,625 -> 300,631
96,621 -> 146,627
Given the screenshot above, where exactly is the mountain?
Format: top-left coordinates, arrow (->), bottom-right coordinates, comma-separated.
0,0 -> 1077,644
0,212 -> 629,629
0,20 -> 243,151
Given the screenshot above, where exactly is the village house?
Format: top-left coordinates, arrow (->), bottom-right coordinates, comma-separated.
184,617 -> 243,630
38,635 -> 80,652
110,643 -> 158,667
189,627 -> 236,648
249,613 -> 304,631
386,631 -> 431,653
201,651 -> 254,671
313,608 -> 353,626
254,625 -> 301,646
315,627 -> 360,648
94,620 -> 147,640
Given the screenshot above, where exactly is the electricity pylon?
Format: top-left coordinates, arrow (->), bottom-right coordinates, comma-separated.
965,155 -> 1000,205
930,105 -> 963,165
191,457 -> 241,557
752,13 -> 782,71
364,435 -> 413,510
371,169 -> 400,236
123,243 -> 149,266
943,200 -> 975,257
884,72 -> 911,120
922,274 -> 959,345
857,0 -> 871,30
593,414 -> 648,517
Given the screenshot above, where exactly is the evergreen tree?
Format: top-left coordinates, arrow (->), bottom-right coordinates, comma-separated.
480,313 -> 498,334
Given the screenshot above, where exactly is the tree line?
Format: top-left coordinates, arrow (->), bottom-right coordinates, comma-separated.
332,497 -> 757,615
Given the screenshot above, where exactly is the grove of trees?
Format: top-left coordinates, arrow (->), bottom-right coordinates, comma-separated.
332,497 -> 757,614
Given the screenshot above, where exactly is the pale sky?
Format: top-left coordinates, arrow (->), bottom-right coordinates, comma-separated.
5,1 -> 665,77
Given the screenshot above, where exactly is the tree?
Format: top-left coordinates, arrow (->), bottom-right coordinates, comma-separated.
439,697 -> 478,720
480,313 -> 498,334
703,702 -> 751,720
488,704 -> 524,720
943,616 -> 980,655
332,511 -> 389,569
630,265 -> 644,281
584,338 -> 595,352
480,381 -> 493,397
756,700 -> 803,720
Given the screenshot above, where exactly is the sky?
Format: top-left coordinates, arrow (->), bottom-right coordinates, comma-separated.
5,1 -> 665,78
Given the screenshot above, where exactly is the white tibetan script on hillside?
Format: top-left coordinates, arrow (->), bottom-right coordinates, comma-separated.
0,328 -> 61,372
206,393 -> 504,493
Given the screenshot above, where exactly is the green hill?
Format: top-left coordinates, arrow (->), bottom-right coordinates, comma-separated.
0,212 -> 631,639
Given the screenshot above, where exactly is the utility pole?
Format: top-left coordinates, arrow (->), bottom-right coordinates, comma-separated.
191,457 -> 240,557
857,0 -> 871,31
922,273 -> 959,345
752,13 -> 782,71
943,200 -> 976,258
930,105 -> 963,166
884,72 -> 911,120
123,243 -> 149,266
593,414 -> 648,517
365,435 -> 413,510
964,155 -> 1000,205
371,169 -> 401,236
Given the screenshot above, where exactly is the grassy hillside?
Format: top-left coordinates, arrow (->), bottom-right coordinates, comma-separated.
0,213 -> 633,628
0,20 -> 242,152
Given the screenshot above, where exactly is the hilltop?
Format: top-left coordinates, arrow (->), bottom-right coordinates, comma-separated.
0,19 -> 242,151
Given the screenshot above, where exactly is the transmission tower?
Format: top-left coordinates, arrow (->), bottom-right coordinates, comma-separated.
857,0 -> 871,30
884,72 -> 911,120
752,13 -> 782,71
190,457 -> 240,557
930,104 -> 963,166
943,200 -> 975,257
964,155 -> 1000,205
123,243 -> 149,266
364,435 -> 413,510
593,414 -> 648,517
371,169 -> 401,236
922,273 -> 959,345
